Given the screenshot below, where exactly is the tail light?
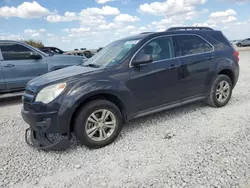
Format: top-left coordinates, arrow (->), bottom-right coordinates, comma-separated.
234,51 -> 239,62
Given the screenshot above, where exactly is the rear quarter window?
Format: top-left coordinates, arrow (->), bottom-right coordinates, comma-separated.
175,35 -> 213,57
205,32 -> 232,50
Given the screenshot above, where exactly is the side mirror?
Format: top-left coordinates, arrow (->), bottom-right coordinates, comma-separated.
131,53 -> 153,67
30,52 -> 42,60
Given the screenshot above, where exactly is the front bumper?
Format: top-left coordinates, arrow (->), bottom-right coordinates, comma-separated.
22,108 -> 71,151
25,128 -> 71,151
21,108 -> 59,133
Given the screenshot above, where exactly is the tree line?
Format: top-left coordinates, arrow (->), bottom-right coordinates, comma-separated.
21,39 -> 44,48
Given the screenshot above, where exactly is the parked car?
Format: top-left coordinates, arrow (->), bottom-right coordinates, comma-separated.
236,38 -> 250,47
97,47 -> 103,52
38,46 -> 64,55
64,49 -> 96,58
22,27 -> 240,151
230,40 -> 239,45
0,40 -> 88,96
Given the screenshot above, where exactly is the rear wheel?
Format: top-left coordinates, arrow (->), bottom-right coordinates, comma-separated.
206,75 -> 233,108
237,43 -> 242,47
74,100 -> 123,149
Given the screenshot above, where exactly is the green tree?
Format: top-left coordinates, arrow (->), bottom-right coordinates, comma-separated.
23,39 -> 44,48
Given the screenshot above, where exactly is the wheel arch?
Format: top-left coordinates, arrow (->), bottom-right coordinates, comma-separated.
218,69 -> 235,86
69,92 -> 128,132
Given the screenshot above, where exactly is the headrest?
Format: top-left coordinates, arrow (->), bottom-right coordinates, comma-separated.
144,45 -> 153,54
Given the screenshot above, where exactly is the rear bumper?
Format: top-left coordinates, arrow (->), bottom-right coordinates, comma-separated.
233,63 -> 240,88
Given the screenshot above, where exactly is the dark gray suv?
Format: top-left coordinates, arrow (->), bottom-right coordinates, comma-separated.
22,27 -> 240,151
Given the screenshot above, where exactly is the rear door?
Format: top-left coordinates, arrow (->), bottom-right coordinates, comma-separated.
174,34 -> 215,100
0,49 -> 6,91
0,42 -> 48,90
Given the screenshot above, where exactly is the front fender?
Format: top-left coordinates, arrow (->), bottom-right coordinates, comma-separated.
57,80 -> 131,133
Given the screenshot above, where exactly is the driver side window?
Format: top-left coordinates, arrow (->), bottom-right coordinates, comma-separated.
0,43 -> 34,61
136,36 -> 174,62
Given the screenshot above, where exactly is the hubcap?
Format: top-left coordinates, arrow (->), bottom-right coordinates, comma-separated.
85,109 -> 116,141
216,80 -> 230,103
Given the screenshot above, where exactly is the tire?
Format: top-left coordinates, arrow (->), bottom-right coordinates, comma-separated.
206,75 -> 233,108
237,43 -> 242,47
74,99 -> 123,149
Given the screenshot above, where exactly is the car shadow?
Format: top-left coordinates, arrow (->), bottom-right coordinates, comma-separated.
125,101 -> 205,128
122,95 -> 240,136
0,96 -> 22,107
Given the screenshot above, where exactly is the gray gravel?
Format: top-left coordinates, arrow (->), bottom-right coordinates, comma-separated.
1,51 -> 250,188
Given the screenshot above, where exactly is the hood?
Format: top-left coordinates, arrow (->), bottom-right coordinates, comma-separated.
26,65 -> 99,92
46,54 -> 86,62
49,54 -> 82,58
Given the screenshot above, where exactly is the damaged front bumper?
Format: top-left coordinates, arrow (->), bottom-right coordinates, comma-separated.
25,128 -> 71,151
22,107 -> 71,151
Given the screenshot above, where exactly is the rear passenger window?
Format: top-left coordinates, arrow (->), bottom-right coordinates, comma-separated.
0,43 -> 34,60
176,35 -> 213,56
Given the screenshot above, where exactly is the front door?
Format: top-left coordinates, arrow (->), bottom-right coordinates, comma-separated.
0,42 -> 48,90
174,35 -> 215,100
128,36 -> 181,113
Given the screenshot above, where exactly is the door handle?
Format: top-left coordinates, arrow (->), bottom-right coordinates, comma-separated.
206,56 -> 215,61
169,64 -> 178,70
4,64 -> 15,68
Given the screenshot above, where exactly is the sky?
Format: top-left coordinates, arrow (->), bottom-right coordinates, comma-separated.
0,0 -> 250,51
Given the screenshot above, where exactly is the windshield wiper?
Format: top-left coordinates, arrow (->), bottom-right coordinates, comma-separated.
83,63 -> 100,68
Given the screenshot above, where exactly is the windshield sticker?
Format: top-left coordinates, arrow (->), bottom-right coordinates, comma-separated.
124,40 -> 140,45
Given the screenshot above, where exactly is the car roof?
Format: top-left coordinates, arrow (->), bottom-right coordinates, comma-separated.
40,46 -> 60,49
0,40 -> 26,44
119,29 -> 220,41
39,47 -> 50,49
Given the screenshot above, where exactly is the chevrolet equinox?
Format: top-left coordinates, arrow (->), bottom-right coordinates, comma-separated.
21,27 -> 240,150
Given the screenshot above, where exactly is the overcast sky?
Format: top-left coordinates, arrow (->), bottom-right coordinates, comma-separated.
0,0 -> 249,50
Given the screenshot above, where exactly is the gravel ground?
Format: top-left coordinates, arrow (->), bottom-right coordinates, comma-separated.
1,51 -> 250,188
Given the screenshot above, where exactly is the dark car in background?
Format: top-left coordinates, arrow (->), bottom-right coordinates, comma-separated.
22,27 -> 239,151
64,48 -> 103,58
39,46 -> 64,55
64,49 -> 94,58
0,40 -> 87,97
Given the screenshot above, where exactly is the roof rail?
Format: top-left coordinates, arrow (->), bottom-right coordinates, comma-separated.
140,32 -> 155,35
166,27 -> 214,31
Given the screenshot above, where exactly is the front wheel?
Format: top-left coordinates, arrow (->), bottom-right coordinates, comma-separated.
74,100 -> 123,149
237,43 -> 242,47
206,75 -> 233,108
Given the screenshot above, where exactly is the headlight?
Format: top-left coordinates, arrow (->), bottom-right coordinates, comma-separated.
35,83 -> 66,104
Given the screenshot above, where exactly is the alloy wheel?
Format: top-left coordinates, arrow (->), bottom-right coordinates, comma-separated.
216,80 -> 230,103
85,109 -> 116,141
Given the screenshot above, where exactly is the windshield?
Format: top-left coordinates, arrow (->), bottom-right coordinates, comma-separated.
83,38 -> 141,67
